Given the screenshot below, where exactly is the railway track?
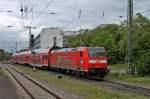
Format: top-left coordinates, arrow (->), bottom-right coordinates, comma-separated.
3,63 -> 63,99
6,63 -> 150,98
104,80 -> 150,97
74,75 -> 150,97
54,73 -> 150,97
67,74 -> 150,97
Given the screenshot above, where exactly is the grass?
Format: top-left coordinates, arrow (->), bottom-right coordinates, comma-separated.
107,72 -> 150,86
109,64 -> 128,70
108,64 -> 150,86
15,65 -> 148,99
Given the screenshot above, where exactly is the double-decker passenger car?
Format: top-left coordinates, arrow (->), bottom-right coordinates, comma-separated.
29,49 -> 50,68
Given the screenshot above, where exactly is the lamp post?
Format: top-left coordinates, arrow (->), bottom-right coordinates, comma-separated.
0,11 -> 13,13
7,26 -> 13,28
49,12 -> 56,14
0,25 -> 13,28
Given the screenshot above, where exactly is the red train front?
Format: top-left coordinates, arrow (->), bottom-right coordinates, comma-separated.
50,47 -> 109,78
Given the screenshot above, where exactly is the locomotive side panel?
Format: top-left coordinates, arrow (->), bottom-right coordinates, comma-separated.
50,51 -> 82,71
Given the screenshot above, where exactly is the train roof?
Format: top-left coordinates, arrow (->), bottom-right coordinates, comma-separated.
12,48 -> 52,56
12,47 -> 105,56
12,50 -> 31,56
51,47 -> 105,53
51,48 -> 77,53
32,48 -> 51,54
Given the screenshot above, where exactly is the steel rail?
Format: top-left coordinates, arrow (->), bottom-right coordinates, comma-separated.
4,64 -> 63,99
8,63 -> 150,97
105,80 -> 150,97
4,64 -> 36,99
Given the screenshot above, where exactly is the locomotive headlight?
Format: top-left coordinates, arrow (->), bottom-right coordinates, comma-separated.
100,60 -> 107,63
89,60 -> 107,63
81,60 -> 83,64
89,60 -> 96,63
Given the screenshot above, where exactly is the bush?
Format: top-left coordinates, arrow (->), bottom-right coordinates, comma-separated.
137,51 -> 150,76
0,70 -> 2,75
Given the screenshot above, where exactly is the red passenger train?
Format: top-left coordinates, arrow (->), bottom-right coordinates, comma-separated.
11,47 -> 109,78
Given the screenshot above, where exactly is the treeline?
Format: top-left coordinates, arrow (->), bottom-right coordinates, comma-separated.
67,14 -> 150,76
0,49 -> 11,61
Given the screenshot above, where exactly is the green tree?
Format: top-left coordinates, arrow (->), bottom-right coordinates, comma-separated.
67,14 -> 150,76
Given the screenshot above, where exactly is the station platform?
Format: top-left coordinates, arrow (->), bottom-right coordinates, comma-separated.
0,74 -> 18,99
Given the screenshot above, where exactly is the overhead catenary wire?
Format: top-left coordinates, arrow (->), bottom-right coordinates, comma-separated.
61,0 -> 78,30
136,9 -> 150,14
30,0 -> 56,27
36,0 -> 56,18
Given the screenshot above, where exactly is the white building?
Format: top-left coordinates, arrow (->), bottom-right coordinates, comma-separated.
33,28 -> 87,49
34,27 -> 63,49
62,30 -> 86,47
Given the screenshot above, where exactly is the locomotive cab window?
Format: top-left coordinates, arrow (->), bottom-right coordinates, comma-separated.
88,47 -> 106,57
80,51 -> 83,57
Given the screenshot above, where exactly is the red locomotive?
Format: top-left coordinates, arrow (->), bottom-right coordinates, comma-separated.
11,47 -> 109,78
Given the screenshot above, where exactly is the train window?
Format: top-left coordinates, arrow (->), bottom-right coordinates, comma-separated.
88,47 -> 106,57
25,56 -> 29,59
71,48 -> 77,51
43,55 -> 48,60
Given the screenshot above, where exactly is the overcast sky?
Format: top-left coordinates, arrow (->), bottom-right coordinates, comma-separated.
0,0 -> 150,52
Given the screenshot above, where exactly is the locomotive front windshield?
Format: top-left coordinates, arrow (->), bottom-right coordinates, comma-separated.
88,47 -> 106,57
